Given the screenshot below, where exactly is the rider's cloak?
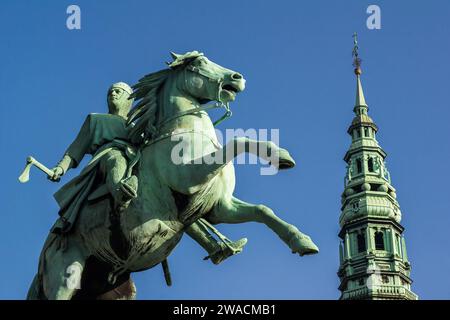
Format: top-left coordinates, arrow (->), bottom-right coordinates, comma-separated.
50,113 -> 137,234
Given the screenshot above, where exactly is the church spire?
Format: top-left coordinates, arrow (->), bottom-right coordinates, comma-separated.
337,34 -> 417,300
355,73 -> 367,108
352,33 -> 368,112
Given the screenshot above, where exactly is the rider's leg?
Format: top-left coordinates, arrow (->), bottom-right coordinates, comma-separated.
185,221 -> 219,255
185,220 -> 247,265
102,149 -> 138,209
207,196 -> 319,256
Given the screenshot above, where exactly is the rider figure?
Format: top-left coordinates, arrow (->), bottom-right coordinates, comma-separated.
49,82 -> 246,264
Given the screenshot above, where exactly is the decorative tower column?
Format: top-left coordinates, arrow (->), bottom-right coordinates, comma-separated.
337,34 -> 417,300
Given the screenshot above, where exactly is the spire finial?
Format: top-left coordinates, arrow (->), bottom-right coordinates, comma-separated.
352,32 -> 362,75
352,33 -> 367,108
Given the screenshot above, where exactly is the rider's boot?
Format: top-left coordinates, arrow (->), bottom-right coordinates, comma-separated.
185,221 -> 248,265
113,175 -> 138,212
206,238 -> 248,265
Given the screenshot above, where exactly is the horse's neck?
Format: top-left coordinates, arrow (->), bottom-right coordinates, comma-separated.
158,77 -> 216,134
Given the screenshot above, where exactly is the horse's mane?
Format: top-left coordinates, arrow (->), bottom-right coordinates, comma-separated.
127,68 -> 172,144
127,51 -> 204,144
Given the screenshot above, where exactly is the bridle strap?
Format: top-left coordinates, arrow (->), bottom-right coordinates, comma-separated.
154,65 -> 233,130
212,102 -> 232,126
185,65 -> 224,104
183,65 -> 233,126
155,102 -> 225,130
143,63 -> 234,146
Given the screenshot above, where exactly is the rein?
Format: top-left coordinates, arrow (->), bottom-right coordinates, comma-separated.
143,65 -> 233,146
154,100 -> 231,130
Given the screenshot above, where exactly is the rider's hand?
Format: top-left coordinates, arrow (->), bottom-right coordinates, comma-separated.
48,166 -> 64,182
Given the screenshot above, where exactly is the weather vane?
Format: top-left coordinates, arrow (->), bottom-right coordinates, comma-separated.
352,32 -> 362,75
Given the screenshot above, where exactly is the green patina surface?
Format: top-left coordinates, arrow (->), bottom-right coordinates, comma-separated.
25,52 -> 319,300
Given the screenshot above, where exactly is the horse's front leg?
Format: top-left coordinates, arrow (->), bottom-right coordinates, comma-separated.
230,137 -> 296,170
207,197 -> 319,256
179,137 -> 296,189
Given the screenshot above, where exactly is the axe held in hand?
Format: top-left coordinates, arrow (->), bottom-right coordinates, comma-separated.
18,156 -> 54,183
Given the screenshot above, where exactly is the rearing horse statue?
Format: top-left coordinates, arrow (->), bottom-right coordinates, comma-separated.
27,51 -> 319,300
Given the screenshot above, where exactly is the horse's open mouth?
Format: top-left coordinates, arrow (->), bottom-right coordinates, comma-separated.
222,84 -> 239,94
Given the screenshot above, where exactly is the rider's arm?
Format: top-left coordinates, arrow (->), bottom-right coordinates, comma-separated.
49,115 -> 94,182
49,154 -> 75,182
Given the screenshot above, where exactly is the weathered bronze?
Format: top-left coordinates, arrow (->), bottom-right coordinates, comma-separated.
26,52 -> 318,300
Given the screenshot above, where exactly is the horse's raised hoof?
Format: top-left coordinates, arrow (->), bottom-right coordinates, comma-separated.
285,226 -> 319,257
206,238 -> 248,265
270,148 -> 296,170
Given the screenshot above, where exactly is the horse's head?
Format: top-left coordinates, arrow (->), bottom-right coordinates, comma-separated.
128,51 -> 246,143
169,51 -> 246,104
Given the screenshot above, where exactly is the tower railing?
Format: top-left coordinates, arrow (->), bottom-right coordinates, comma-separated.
342,284 -> 418,300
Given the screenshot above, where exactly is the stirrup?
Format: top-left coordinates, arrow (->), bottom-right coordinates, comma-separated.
119,175 -> 138,200
204,238 -> 248,265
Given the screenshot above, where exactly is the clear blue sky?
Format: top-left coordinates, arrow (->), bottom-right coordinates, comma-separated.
1,0 -> 449,299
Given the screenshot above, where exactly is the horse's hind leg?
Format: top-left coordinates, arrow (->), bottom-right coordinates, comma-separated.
42,238 -> 87,300
207,197 -> 319,256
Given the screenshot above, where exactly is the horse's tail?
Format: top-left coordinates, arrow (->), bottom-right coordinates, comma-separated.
26,274 -> 45,300
27,232 -> 60,300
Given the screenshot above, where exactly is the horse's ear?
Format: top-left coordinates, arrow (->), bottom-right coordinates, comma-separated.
170,52 -> 180,60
